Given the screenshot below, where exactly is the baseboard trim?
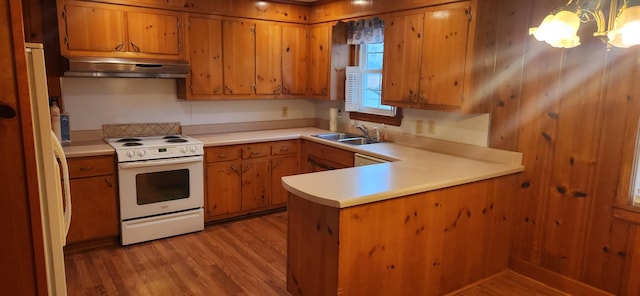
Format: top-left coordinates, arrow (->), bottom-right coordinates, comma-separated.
509,257 -> 615,296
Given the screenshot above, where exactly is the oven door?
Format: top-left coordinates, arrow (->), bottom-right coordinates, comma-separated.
118,156 -> 203,220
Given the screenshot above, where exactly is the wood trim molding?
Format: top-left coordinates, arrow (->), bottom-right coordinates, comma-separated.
613,206 -> 640,225
509,257 -> 615,296
348,108 -> 403,126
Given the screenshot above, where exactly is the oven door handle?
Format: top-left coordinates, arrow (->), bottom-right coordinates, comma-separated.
119,156 -> 203,169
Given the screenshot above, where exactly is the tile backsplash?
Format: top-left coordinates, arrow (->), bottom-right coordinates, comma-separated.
103,122 -> 181,138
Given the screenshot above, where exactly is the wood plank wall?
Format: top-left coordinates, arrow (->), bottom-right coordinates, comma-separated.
474,0 -> 640,294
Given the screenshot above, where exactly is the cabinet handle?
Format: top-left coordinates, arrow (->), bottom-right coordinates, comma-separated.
104,178 -> 113,188
79,166 -> 93,171
242,164 -> 252,173
225,85 -> 234,94
217,153 -> 228,159
282,85 -> 290,94
115,41 -> 125,51
274,85 -> 282,94
273,160 -> 281,169
321,88 -> 328,95
130,42 -> 140,52
250,151 -> 262,156
230,166 -> 240,175
280,146 -> 289,152
0,104 -> 17,119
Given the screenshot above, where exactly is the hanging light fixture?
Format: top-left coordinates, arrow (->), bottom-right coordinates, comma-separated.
529,0 -> 640,48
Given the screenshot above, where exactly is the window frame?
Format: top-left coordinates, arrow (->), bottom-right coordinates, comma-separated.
347,43 -> 403,126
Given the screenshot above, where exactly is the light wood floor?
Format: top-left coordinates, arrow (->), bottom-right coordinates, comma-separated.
65,211 -> 569,296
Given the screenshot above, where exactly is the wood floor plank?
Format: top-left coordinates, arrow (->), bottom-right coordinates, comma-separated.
66,212 -> 572,296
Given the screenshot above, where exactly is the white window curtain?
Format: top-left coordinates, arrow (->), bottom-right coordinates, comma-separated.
347,17 -> 384,45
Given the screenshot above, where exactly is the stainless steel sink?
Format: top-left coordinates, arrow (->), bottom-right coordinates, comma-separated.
312,133 -> 380,145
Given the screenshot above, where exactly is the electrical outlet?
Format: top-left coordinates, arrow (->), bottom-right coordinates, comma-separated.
416,120 -> 423,134
427,120 -> 435,134
281,106 -> 288,117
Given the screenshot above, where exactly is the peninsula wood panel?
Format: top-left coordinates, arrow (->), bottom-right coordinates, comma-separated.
287,174 -> 518,296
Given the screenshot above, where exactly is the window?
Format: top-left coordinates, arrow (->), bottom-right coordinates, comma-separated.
346,43 -> 396,117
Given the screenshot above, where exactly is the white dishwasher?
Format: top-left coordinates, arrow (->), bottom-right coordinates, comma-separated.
354,153 -> 390,166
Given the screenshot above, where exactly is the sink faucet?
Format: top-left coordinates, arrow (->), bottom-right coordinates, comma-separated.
356,123 -> 369,138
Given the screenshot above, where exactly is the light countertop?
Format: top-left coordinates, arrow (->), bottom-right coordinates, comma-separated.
62,127 -> 524,209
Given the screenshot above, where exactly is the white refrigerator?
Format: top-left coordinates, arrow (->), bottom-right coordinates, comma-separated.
25,43 -> 71,295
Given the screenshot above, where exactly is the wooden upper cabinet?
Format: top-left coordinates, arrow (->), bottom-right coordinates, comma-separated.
381,12 -> 424,105
58,0 -> 183,59
255,21 -> 282,95
308,23 -> 331,98
222,19 -> 256,95
126,11 -> 181,56
62,3 -> 126,53
282,24 -> 308,95
382,1 -> 476,112
186,15 -> 224,97
419,3 -> 472,110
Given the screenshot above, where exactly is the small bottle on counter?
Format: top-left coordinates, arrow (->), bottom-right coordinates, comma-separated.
60,112 -> 70,142
50,99 -> 62,141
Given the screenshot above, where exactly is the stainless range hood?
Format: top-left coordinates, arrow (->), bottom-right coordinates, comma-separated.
65,57 -> 189,78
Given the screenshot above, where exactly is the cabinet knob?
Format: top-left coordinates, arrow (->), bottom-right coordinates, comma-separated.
0,104 -> 17,119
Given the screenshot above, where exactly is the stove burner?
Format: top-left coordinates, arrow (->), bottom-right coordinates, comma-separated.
123,142 -> 143,147
166,138 -> 188,143
163,135 -> 181,139
117,138 -> 142,143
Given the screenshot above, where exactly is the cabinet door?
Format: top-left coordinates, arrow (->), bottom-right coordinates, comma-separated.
308,23 -> 331,97
255,21 -> 282,95
223,19 -> 256,95
188,16 -> 224,96
271,155 -> 298,205
62,3 -> 126,53
419,3 -> 471,109
67,175 -> 118,244
206,161 -> 242,220
126,10 -> 181,56
381,12 -> 424,105
282,24 -> 308,95
241,159 -> 271,211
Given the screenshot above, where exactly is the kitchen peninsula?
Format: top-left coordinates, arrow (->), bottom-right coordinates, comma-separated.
282,134 -> 523,295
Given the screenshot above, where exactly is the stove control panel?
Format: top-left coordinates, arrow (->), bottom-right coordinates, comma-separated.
117,145 -> 204,162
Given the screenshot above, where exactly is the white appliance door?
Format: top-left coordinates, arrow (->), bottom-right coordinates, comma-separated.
118,156 -> 204,220
26,43 -> 68,296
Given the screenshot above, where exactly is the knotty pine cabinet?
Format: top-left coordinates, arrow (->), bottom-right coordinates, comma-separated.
382,1 -> 476,112
66,155 -> 119,245
204,140 -> 299,222
301,140 -> 354,173
180,15 -> 308,99
58,0 -> 183,59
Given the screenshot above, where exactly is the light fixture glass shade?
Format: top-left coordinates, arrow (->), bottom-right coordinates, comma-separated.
529,10 -> 582,48
608,6 -> 640,48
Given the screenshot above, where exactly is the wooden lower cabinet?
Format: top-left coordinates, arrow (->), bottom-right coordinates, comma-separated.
271,155 -> 299,205
204,140 -> 299,222
66,155 -> 119,245
301,140 -> 354,173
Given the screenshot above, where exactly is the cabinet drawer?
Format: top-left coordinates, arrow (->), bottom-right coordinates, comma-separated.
303,140 -> 354,167
242,143 -> 271,159
271,140 -> 298,156
206,146 -> 241,163
68,155 -> 115,178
